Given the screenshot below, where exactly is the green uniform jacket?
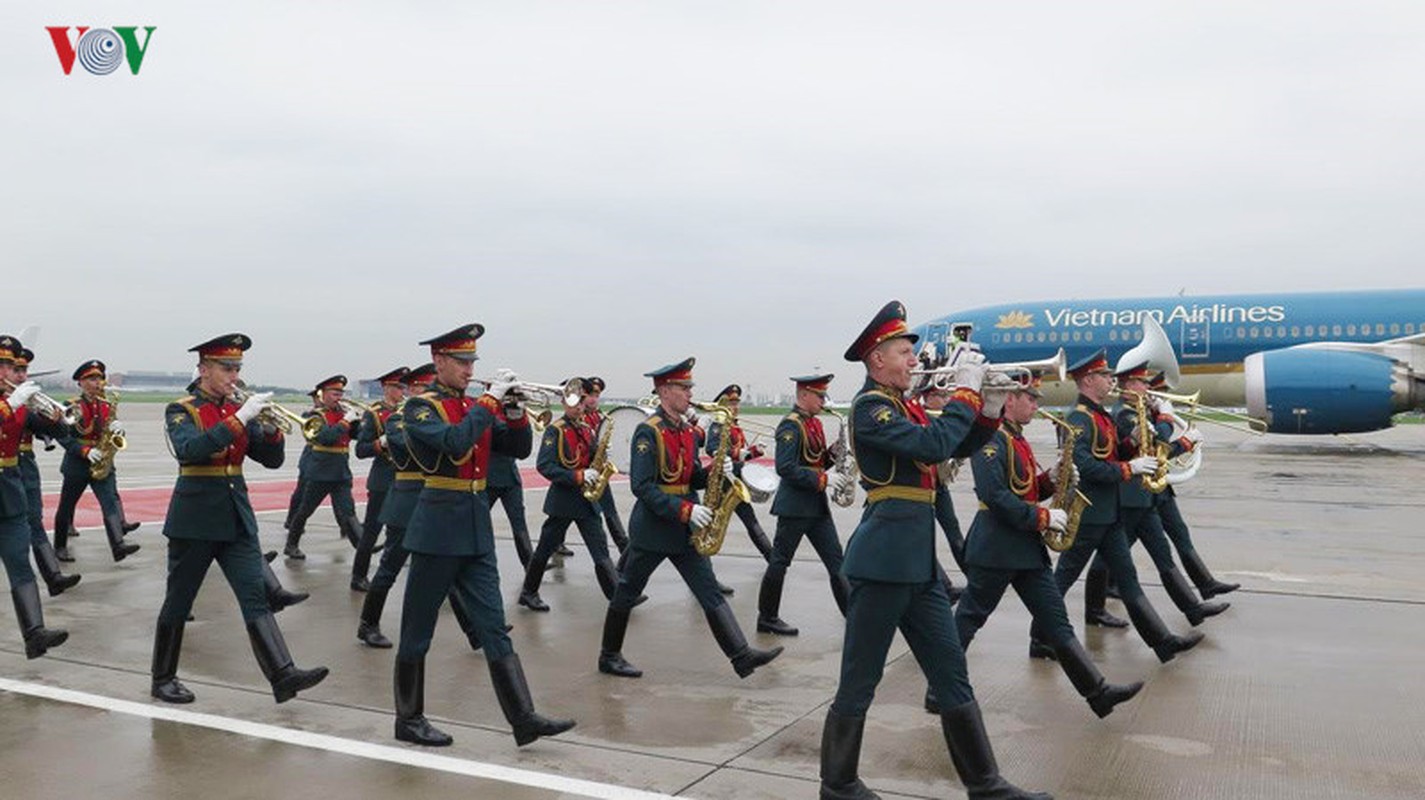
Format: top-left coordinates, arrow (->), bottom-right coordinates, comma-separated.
1066,395 -> 1129,526
161,391 -> 285,542
302,407 -> 354,482
842,378 -> 998,583
770,410 -> 832,519
356,401 -> 397,493
628,411 -> 709,555
537,415 -> 599,519
964,422 -> 1054,570
402,387 -> 532,556
18,411 -> 65,491
59,395 -> 113,480
378,404 -> 424,528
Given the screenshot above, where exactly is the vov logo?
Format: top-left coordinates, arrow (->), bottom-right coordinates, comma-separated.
46,27 -> 156,76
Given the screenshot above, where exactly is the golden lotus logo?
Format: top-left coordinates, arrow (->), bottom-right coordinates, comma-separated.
994,310 -> 1035,329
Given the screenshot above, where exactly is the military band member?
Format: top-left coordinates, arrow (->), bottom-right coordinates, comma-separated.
597,357 -> 782,681
488,400 -> 535,569
756,374 -> 850,636
11,348 -> 81,595
819,302 -> 1049,800
705,384 -> 775,560
918,384 -> 970,604
284,375 -> 363,560
519,379 -> 630,612
943,374 -> 1142,719
1035,349 -> 1202,663
282,390 -> 319,532
1145,372 -> 1239,599
583,376 -> 628,558
1092,362 -> 1227,627
0,336 -> 69,658
151,334 -> 328,704
52,359 -> 140,563
351,367 -> 408,591
393,325 -> 573,748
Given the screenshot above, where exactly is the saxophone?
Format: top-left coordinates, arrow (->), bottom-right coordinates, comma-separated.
688,403 -> 751,556
825,408 -> 858,507
1035,410 -> 1090,552
1132,394 -> 1171,493
582,415 -> 618,502
88,387 -> 126,481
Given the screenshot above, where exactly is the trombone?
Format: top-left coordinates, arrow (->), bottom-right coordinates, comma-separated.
911,348 -> 1067,392
1,378 -> 80,426
1145,389 -> 1267,436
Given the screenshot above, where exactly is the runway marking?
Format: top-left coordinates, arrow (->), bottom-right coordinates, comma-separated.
0,677 -> 675,800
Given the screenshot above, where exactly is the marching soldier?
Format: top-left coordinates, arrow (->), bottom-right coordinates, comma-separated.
284,375 -> 363,560
1082,362 -> 1227,628
489,399 -> 535,569
150,333 -> 327,704
583,377 -> 626,559
819,302 -> 1048,800
705,384 -> 775,560
519,378 -> 629,612
351,367 -> 408,591
12,347 -> 81,595
942,374 -> 1142,719
1035,349 -> 1203,663
52,359 -> 140,563
1146,372 -> 1239,599
756,374 -> 850,637
597,357 -> 782,681
282,390 -> 319,532
0,336 -> 69,658
393,325 -> 573,748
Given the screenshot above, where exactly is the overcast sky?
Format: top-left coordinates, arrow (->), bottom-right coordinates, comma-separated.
4,2 -> 1422,397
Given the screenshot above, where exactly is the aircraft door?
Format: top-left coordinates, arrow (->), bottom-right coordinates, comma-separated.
924,322 -> 951,365
1180,319 -> 1210,359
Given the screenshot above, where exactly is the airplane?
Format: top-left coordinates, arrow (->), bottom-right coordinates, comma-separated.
910,288 -> 1425,434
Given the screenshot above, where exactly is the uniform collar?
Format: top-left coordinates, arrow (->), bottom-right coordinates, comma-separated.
433,382 -> 464,399
1077,393 -> 1107,414
1004,419 -> 1024,437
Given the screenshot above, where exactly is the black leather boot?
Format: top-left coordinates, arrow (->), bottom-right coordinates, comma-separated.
604,511 -> 629,556
351,522 -> 379,591
33,538 -> 81,596
12,584 -> 67,659
1083,568 -> 1127,628
263,560 -> 309,612
819,709 -> 879,799
519,556 -> 550,612
706,602 -> 783,678
736,504 -> 773,561
1028,637 -> 1058,661
394,658 -> 452,746
757,565 -> 799,636
1161,568 -> 1229,626
717,580 -> 735,596
246,613 -> 328,703
597,606 -> 642,678
446,590 -> 487,652
1053,638 -> 1143,719
942,700 -> 1053,799
1122,592 -> 1204,663
489,653 -> 576,746
924,687 -> 941,715
512,522 -> 534,569
341,514 -> 363,549
1181,548 -> 1240,599
151,621 -> 195,703
105,511 -> 140,562
283,526 -> 305,560
831,573 -> 851,616
358,587 -> 393,648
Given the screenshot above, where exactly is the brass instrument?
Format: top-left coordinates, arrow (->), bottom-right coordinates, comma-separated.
477,378 -> 584,435
582,413 -> 619,502
1146,389 -> 1267,435
88,385 -> 126,481
1130,392 -> 1171,493
232,388 -> 322,441
338,397 -> 376,416
825,408 -> 858,507
1036,410 -> 1091,551
911,348 -> 1066,392
688,401 -> 751,557
0,379 -> 80,426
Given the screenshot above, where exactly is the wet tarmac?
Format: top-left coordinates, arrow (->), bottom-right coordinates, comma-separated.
4,403 -> 1424,799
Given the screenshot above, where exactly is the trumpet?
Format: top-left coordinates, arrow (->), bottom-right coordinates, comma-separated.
1,379 -> 80,426
338,397 -> 376,416
911,348 -> 1067,392
475,378 -> 584,409
232,388 -> 322,441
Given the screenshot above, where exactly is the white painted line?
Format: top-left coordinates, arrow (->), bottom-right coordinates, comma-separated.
0,678 -> 675,800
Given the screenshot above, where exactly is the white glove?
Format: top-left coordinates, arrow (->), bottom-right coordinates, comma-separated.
377,434 -> 388,449
684,408 -> 700,425
827,470 -> 853,495
107,420 -> 125,435
1128,456 -> 1160,476
6,381 -> 39,409
484,376 -> 517,401
955,361 -> 989,395
689,504 -> 715,529
87,448 -> 105,464
495,368 -> 519,383
721,457 -> 735,481
1047,508 -> 1069,532
1071,464 -> 1080,486
235,391 -> 273,425
343,407 -> 361,423
980,374 -> 1016,419
1156,399 -> 1175,417
1184,427 -> 1204,445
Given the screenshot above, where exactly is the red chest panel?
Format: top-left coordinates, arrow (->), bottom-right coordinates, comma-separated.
1090,408 -> 1120,462
905,397 -> 935,489
77,398 -> 112,441
728,424 -> 747,456
320,408 -> 352,447
438,396 -> 489,480
660,425 -> 698,484
1010,434 -> 1042,502
0,405 -> 27,459
196,399 -> 249,466
584,410 -> 603,429
561,422 -> 595,469
802,417 -> 827,454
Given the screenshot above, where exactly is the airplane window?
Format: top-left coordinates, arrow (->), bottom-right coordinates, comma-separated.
992,333 -> 1001,344
1263,327 -> 1273,338
1084,331 -> 1094,342
1237,327 -> 1246,338
1333,325 -> 1343,336
1347,325 -> 1356,336
1037,332 -> 1046,343
1376,324 -> 1385,335
1135,330 -> 1144,341
1072,331 -> 1082,342
1223,328 -> 1232,340
1249,327 -> 1259,338
1109,330 -> 1118,341
1290,326 -> 1300,337
1276,326 -> 1286,337
1305,325 -> 1314,336
1408,324 -> 1417,333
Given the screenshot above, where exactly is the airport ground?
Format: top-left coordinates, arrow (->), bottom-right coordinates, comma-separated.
2,403 -> 1423,799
